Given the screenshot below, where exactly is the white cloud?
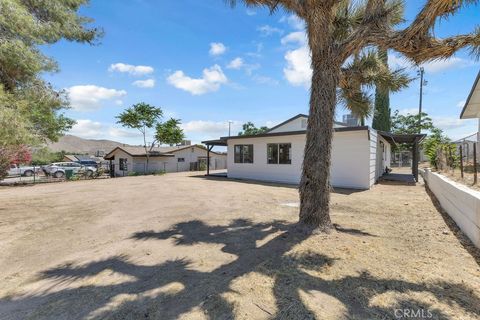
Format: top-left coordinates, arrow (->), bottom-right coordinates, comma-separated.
167,64 -> 228,95
252,75 -> 279,86
281,31 -> 306,45
257,25 -> 283,36
108,63 -> 154,76
397,108 -> 422,116
209,42 -> 227,56
69,120 -> 104,138
108,127 -> 142,138
279,15 -> 305,30
421,57 -> 475,73
432,117 -> 472,130
457,100 -> 466,108
132,79 -> 155,88
227,57 -> 244,70
182,120 -> 241,138
67,85 -> 127,111
284,45 -> 312,87
246,9 -> 256,16
280,30 -> 311,87
388,54 -> 475,74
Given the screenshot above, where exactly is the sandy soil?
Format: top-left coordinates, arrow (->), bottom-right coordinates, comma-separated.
0,172 -> 479,319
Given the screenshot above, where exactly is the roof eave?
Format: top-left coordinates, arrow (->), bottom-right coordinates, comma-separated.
460,70 -> 480,119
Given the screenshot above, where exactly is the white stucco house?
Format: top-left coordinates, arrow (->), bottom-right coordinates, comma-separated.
105,144 -> 227,176
204,114 -> 400,189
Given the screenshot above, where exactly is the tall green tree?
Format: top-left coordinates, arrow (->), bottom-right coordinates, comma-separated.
372,49 -> 392,131
0,0 -> 101,146
226,0 -> 480,231
238,122 -> 269,136
0,0 -> 101,178
154,118 -> 185,146
391,110 -> 434,135
116,103 -> 163,170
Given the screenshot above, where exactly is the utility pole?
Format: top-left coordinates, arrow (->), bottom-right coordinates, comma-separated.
417,67 -> 426,133
228,121 -> 233,136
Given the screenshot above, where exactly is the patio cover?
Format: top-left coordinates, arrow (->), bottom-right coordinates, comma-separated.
378,131 -> 426,181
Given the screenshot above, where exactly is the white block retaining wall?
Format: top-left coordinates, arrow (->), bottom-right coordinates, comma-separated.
422,168 -> 480,248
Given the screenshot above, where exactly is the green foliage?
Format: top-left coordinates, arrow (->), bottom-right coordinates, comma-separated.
30,148 -> 67,165
423,128 -> 456,169
391,110 -> 434,134
116,103 -> 163,134
238,122 -> 269,136
155,118 -> 185,146
0,0 -> 101,90
0,0 -> 100,149
372,49 -> 391,132
117,102 -> 163,168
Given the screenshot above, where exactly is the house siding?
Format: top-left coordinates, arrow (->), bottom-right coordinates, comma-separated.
227,130 -> 373,189
110,146 -> 226,176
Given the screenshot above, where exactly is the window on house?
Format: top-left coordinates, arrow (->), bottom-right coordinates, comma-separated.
301,118 -> 307,129
177,158 -> 185,162
119,158 -> 127,170
267,143 -> 291,164
267,144 -> 278,164
234,145 -> 254,163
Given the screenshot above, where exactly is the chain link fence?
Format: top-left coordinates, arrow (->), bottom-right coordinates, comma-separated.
0,165 -> 111,186
436,133 -> 480,186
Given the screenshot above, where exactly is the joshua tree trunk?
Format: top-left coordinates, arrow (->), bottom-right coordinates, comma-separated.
299,15 -> 338,232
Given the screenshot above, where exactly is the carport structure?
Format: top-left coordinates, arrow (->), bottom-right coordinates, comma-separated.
202,139 -> 227,176
378,131 -> 426,182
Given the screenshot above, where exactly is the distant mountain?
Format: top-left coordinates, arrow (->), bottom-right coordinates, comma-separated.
47,135 -> 132,155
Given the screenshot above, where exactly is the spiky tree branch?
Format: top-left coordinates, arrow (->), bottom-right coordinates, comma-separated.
340,0 -> 480,63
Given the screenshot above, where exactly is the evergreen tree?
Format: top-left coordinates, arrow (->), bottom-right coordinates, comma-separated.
372,49 -> 391,132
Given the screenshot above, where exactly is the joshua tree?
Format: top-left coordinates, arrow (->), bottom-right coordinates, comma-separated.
227,0 -> 480,232
339,49 -> 410,126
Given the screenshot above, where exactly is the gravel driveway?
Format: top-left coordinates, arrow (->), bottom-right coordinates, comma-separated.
0,171 -> 479,319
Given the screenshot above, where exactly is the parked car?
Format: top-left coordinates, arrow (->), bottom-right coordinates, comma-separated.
76,160 -> 99,168
42,162 -> 97,178
7,164 -> 41,177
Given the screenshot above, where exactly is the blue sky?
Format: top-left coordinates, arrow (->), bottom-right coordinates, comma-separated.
41,0 -> 480,145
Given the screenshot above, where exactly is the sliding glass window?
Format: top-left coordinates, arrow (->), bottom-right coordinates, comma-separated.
234,145 -> 254,163
267,143 -> 291,164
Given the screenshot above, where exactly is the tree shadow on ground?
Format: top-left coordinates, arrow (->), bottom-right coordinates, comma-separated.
424,185 -> 480,267
190,174 -> 366,195
1,219 -> 479,319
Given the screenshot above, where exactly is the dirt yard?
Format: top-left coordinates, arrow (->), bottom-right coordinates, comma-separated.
0,172 -> 479,319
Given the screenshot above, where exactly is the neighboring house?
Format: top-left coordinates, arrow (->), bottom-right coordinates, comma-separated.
63,154 -> 104,164
104,145 -> 227,176
63,155 -> 79,162
204,114 -> 398,189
